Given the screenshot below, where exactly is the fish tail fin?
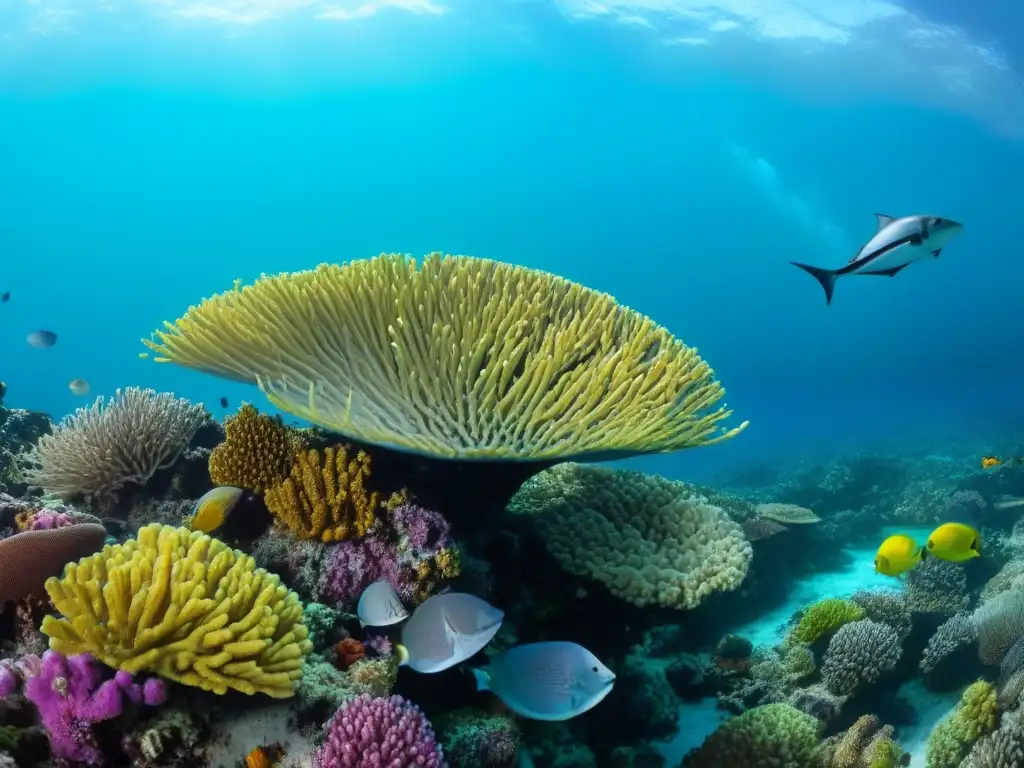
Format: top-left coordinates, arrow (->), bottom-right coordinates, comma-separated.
790,262 -> 839,305
395,643 -> 410,667
471,668 -> 491,692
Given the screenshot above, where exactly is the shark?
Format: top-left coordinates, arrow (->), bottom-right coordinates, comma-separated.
790,213 -> 964,305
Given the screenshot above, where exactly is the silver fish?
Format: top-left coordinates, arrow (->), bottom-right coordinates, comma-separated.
357,580 -> 409,628
26,330 -> 57,349
398,592 -> 503,674
791,213 -> 964,305
472,641 -> 616,721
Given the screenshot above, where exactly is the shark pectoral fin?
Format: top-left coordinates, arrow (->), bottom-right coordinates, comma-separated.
874,213 -> 896,230
931,249 -> 942,258
859,264 -> 909,277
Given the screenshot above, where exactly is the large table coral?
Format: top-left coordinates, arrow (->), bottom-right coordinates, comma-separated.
143,253 -> 746,461
41,524 -> 313,698
507,463 -> 752,610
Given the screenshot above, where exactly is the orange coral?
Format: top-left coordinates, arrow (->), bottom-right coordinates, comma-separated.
334,638 -> 366,671
209,403 -> 303,493
263,445 -> 379,542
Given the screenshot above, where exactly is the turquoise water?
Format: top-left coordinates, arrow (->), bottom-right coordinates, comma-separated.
3,1 -> 1024,486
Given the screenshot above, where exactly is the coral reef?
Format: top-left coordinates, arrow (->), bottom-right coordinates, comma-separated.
208,403 -> 303,493
820,620 -> 902,696
682,702 -> 821,767
42,523 -> 313,697
789,598 -> 865,644
507,463 -> 752,610
144,253 -> 747,460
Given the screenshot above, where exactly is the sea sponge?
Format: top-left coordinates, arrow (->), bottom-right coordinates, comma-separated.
21,387 -> 206,500
507,463 -> 752,610
789,599 -> 865,645
263,445 -> 378,542
927,680 -> 1000,768
208,403 -> 303,493
682,703 -> 821,767
821,620 -> 902,696
143,253 -> 747,461
40,523 -> 313,698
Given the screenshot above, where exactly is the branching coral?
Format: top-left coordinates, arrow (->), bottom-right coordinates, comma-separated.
852,591 -> 911,640
21,388 -> 206,500
682,703 -> 821,767
819,714 -> 905,768
41,523 -> 313,697
144,253 -> 747,461
789,599 -> 865,645
821,620 -> 902,696
507,463 -> 751,610
927,681 -> 1000,768
263,445 -> 379,542
906,558 -> 969,615
961,709 -> 1024,768
208,403 -> 303,493
313,694 -> 444,767
921,612 -> 978,678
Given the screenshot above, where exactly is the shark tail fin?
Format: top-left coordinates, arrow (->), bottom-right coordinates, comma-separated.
790,262 -> 839,305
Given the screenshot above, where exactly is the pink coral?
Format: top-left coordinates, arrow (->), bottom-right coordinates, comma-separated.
314,694 -> 445,768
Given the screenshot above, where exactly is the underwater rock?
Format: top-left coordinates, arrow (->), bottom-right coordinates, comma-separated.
0,406 -> 51,497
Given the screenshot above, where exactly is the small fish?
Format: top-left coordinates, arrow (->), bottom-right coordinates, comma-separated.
357,580 -> 409,628
994,496 -> 1024,511
874,533 -> 923,577
472,641 -> 616,721
26,330 -> 57,349
187,486 -> 244,533
790,213 -> 964,305
138,352 -> 149,359
397,592 -> 504,674
1,292 -> 8,302
220,396 -> 229,408
68,378 -> 90,397
244,743 -> 285,768
982,456 -> 1002,469
926,522 -> 982,563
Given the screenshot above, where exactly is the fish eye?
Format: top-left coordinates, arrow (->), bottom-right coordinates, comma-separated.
592,666 -> 598,672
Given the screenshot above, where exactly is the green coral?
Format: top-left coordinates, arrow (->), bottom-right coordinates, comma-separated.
435,709 -> 520,767
303,602 -> 342,650
866,737 -> 905,768
683,703 -> 821,767
927,680 -> 1000,768
790,599 -> 865,644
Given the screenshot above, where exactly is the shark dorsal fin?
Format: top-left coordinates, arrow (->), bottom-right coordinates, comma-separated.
874,213 -> 896,231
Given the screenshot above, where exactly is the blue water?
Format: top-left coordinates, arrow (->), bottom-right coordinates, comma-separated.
3,0 -> 1024,484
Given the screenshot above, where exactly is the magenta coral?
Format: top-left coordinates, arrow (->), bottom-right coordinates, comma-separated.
314,694 -> 445,768
21,650 -> 165,764
390,505 -> 451,551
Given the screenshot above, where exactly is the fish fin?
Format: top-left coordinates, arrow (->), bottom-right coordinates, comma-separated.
874,213 -> 896,230
789,262 -> 838,305
395,644 -> 410,667
471,668 -> 491,692
932,249 -> 942,258
858,264 -> 909,277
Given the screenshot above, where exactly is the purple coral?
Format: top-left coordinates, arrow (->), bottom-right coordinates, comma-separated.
390,505 -> 451,551
21,650 -> 165,764
314,694 -> 445,768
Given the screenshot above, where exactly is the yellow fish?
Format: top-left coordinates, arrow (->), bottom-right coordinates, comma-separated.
926,522 -> 981,563
874,534 -> 922,577
187,486 -> 244,533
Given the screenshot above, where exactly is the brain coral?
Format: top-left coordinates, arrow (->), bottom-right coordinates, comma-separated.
143,253 -> 747,462
682,703 -> 821,768
507,463 -> 752,610
821,619 -> 902,696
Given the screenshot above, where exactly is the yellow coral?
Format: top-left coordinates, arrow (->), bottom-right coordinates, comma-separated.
926,680 -> 1000,768
263,446 -> 379,542
41,523 -> 313,698
789,599 -> 865,644
209,403 -> 303,493
143,253 -> 747,462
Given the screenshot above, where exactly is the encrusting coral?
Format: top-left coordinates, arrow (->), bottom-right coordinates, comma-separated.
41,523 -> 313,698
263,445 -> 379,542
20,387 -> 206,501
208,403 -> 303,493
143,252 -> 747,461
789,598 -> 865,645
507,463 -> 752,610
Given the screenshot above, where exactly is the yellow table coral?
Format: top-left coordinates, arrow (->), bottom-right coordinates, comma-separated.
41,524 -> 313,698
